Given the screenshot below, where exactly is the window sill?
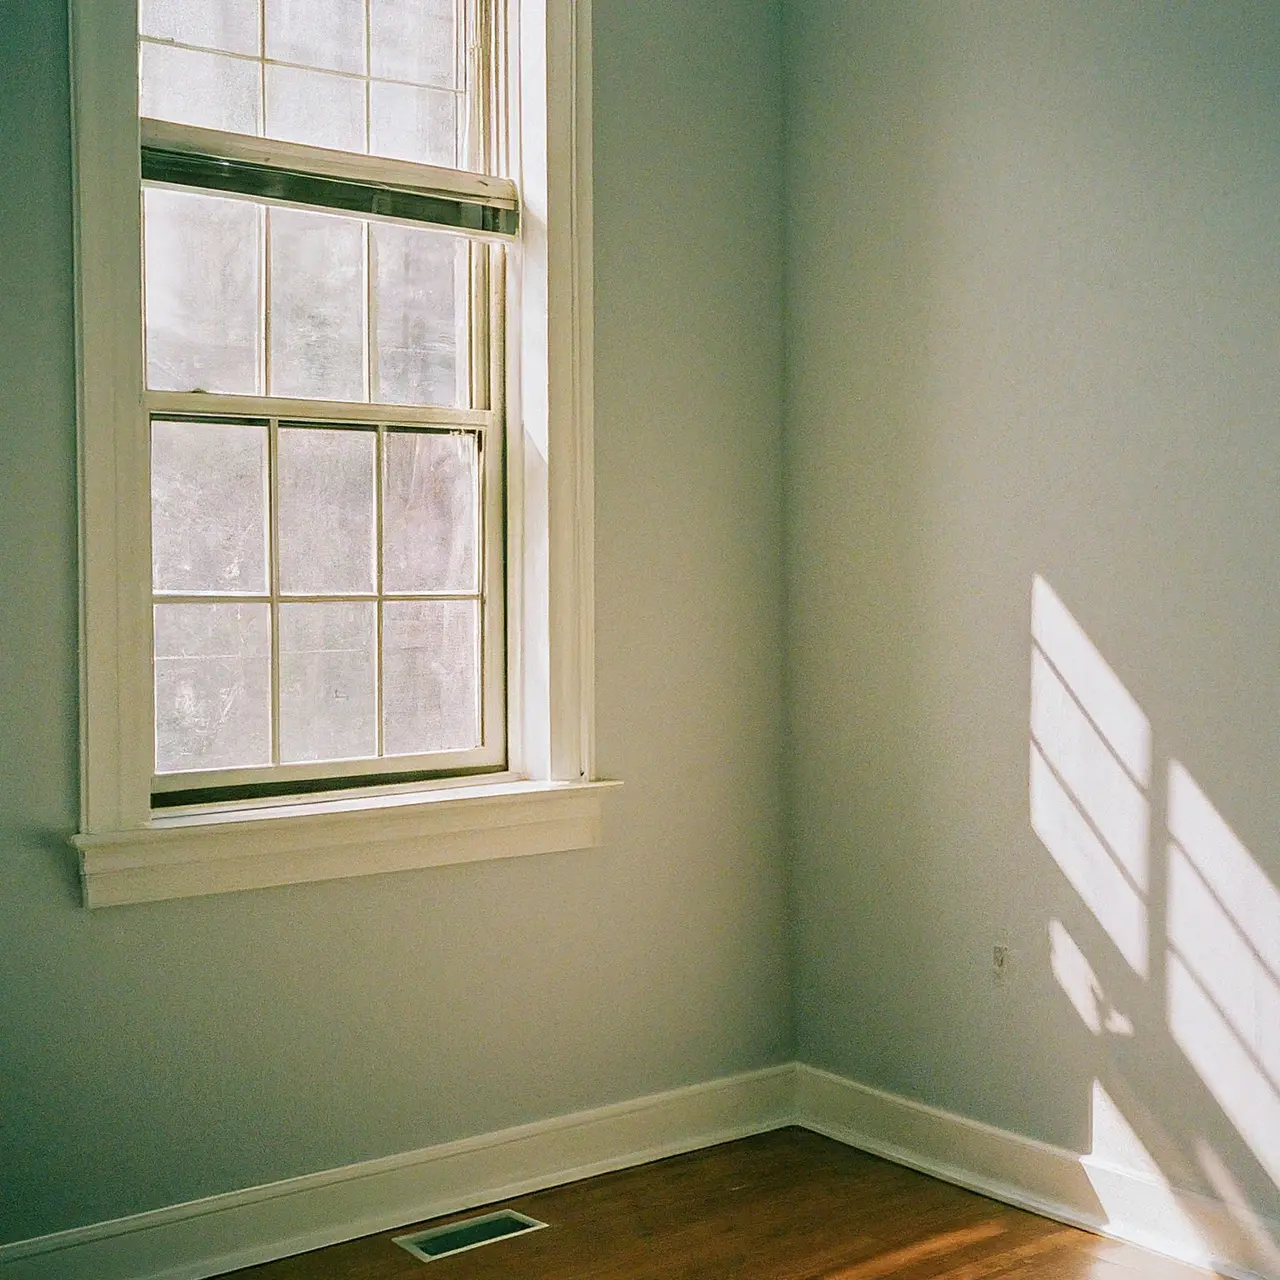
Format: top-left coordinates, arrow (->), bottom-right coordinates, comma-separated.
73,778 -> 622,908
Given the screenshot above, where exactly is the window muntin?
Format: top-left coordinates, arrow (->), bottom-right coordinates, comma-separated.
139,0 -> 507,806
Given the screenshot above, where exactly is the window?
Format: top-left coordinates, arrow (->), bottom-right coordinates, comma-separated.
72,0 -> 610,907
139,0 -> 509,804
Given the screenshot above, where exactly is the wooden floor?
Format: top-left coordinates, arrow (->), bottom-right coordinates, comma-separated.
223,1128 -> 1218,1279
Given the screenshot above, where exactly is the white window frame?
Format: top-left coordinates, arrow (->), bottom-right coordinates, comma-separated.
70,0 -> 614,908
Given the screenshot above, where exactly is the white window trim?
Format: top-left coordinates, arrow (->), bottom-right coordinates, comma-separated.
70,0 -> 614,909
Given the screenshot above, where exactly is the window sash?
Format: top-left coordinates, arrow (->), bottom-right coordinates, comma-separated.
136,0 -> 496,183
148,409 -> 507,801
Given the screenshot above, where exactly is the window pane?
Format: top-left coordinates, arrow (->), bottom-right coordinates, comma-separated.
370,0 -> 456,88
139,0 -> 260,56
140,42 -> 262,135
266,0 -> 364,75
279,602 -> 377,761
383,600 -> 479,754
383,432 -> 477,592
277,427 -> 376,594
155,603 -> 271,772
144,188 -> 262,395
152,420 -> 268,594
370,80 -> 458,167
268,207 -> 365,401
265,63 -> 366,153
372,223 -> 467,407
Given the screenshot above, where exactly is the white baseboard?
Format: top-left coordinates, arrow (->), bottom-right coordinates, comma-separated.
0,1065 -> 796,1280
7,1062 -> 1275,1280
795,1064 -> 1280,1280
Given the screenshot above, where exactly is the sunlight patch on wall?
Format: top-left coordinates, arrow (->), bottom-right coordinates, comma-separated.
1168,846 -> 1280,1094
1031,748 -> 1148,975
1166,763 -> 1280,1188
1029,579 -> 1280,1224
1196,1141 -> 1280,1275
1168,762 -> 1280,1091
1031,651 -> 1149,891
1049,919 -> 1133,1036
1031,577 -> 1151,786
1029,576 -> 1150,976
1085,1081 -> 1204,1251
1168,951 -> 1280,1188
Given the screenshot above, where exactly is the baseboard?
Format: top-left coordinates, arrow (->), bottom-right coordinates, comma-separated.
0,1065 -> 796,1280
796,1064 -> 1280,1280
8,1062 -> 1275,1280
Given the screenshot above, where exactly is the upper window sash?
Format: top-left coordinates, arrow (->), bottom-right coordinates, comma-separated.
137,0 -> 493,175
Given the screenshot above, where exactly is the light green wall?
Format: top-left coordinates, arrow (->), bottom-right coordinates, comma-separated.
0,0 -> 788,1242
13,0 -> 1276,1250
786,0 -> 1280,1221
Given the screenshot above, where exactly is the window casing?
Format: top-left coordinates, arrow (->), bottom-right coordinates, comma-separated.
71,0 -> 609,907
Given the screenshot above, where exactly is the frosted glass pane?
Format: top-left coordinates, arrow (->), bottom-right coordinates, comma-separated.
370,0 -> 456,88
145,188 -> 261,395
383,600 -> 479,754
265,64 -> 366,153
372,223 -> 466,407
139,0 -> 260,56
383,432 -> 477,592
154,603 -> 271,772
140,42 -> 261,134
277,427 -> 375,594
370,80 -> 458,166
268,207 -> 365,401
279,603 -> 377,762
152,420 -> 268,594
266,0 -> 364,74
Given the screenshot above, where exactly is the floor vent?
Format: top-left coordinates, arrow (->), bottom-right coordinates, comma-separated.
393,1210 -> 548,1263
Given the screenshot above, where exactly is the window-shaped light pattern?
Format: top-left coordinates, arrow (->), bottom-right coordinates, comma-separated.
139,0 -> 470,168
152,418 -> 482,774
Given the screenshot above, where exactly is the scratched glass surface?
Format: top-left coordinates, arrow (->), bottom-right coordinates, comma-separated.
370,80 -> 459,166
140,41 -> 262,134
268,206 -> 366,401
265,63 -> 366,152
152,419 -> 268,594
278,601 -> 378,761
154,602 -> 272,771
140,0 -> 260,54
371,0 -> 456,87
144,187 -> 262,394
382,599 -> 479,753
372,222 -> 467,407
382,430 -> 477,592
276,426 -> 376,595
266,0 -> 365,75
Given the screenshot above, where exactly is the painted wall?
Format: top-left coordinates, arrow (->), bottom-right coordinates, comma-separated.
786,0 -> 1280,1227
0,0 -> 788,1242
